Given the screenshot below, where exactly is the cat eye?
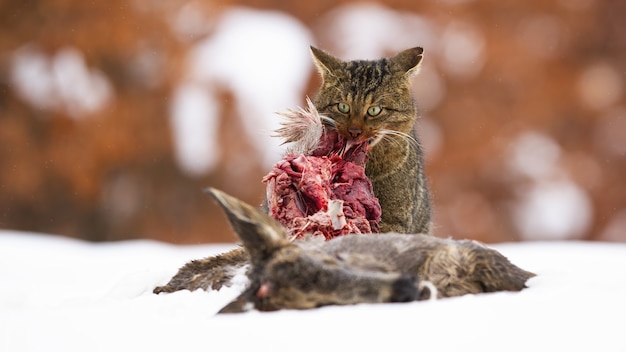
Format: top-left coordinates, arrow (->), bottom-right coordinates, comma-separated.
337,103 -> 350,114
367,106 -> 382,117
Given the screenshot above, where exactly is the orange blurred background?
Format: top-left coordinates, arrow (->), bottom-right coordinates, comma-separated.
1,0 -> 624,244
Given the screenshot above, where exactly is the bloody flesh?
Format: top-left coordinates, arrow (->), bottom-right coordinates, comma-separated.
263,123 -> 382,240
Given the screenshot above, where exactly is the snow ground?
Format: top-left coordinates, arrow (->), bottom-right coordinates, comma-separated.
1,230 -> 624,352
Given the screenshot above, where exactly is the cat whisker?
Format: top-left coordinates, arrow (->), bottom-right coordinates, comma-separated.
375,129 -> 420,150
368,134 -> 385,149
380,134 -> 405,150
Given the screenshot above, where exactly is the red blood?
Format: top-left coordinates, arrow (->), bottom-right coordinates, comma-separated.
263,126 -> 381,240
257,283 -> 270,298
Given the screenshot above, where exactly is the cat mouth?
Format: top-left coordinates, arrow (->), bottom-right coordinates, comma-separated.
321,122 -> 379,153
340,135 -> 380,153
367,134 -> 384,150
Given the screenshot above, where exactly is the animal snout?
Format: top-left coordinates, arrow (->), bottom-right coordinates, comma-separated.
389,276 -> 420,303
348,126 -> 362,138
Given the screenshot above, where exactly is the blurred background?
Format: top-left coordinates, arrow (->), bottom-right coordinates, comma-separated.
1,0 -> 624,244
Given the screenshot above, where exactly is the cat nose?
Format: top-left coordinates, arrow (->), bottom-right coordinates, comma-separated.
348,127 -> 362,138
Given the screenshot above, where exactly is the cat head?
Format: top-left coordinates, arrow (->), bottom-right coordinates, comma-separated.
310,47 -> 423,146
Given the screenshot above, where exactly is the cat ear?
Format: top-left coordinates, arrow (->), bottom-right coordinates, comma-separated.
391,47 -> 424,76
310,46 -> 342,78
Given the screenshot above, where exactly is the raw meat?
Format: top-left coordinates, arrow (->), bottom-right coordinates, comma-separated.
263,99 -> 381,239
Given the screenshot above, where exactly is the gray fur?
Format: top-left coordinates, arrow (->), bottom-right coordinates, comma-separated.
154,189 -> 535,313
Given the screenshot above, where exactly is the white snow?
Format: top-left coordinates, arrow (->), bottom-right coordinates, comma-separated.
507,131 -> 594,240
440,20 -> 486,79
316,3 -> 437,60
508,131 -> 562,180
1,230 -> 625,352
170,82 -> 221,176
10,46 -> 112,118
513,179 -> 593,240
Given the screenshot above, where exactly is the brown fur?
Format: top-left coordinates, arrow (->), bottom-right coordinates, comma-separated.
310,47 -> 431,234
153,247 -> 248,293
154,189 -> 535,313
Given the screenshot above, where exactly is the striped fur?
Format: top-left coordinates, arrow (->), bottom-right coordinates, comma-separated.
310,47 -> 431,234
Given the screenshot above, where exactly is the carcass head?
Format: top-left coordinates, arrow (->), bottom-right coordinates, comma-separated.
206,188 -> 426,312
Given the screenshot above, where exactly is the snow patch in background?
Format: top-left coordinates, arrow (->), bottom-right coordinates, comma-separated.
440,21 -> 486,79
508,131 -> 593,240
170,1 -> 213,40
10,45 -> 112,118
508,132 -> 561,180
171,7 -> 313,173
513,180 -> 592,240
170,83 -> 221,176
317,3 -> 437,60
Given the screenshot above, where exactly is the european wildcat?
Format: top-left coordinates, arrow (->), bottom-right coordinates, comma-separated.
310,46 -> 431,234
